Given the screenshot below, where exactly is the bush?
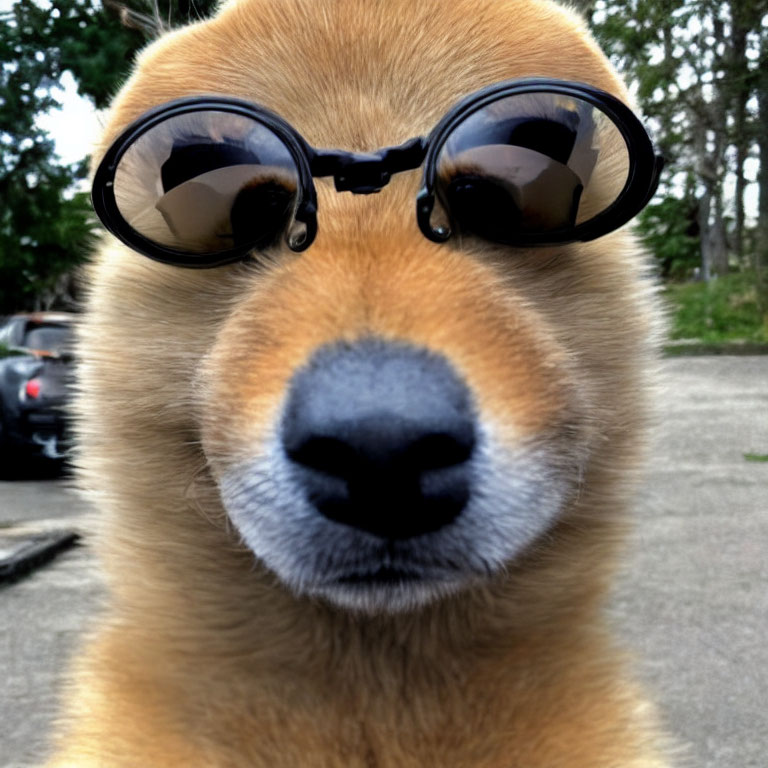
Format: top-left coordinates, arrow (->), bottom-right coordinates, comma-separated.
664,272 -> 768,343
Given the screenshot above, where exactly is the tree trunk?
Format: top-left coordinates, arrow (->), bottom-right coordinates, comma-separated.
756,37 -> 768,317
687,7 -> 731,281
692,105 -> 728,280
698,188 -> 713,282
728,0 -> 750,264
710,189 -> 729,276
697,187 -> 728,280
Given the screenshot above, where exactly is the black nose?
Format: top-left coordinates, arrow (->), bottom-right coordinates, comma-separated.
281,339 -> 476,539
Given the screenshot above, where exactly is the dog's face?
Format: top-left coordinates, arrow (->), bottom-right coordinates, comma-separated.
85,0 -> 658,615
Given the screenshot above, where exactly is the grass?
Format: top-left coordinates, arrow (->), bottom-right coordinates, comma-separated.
744,453 -> 768,463
663,271 -> 768,345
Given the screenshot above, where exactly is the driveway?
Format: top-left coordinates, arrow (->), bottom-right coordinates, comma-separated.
611,355 -> 767,768
1,356 -> 766,767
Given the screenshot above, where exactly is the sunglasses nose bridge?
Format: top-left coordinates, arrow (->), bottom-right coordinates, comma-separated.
309,137 -> 427,196
333,152 -> 394,195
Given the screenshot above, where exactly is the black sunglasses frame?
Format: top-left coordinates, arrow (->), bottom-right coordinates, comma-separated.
417,79 -> 664,246
92,98 -> 320,268
92,78 -> 664,268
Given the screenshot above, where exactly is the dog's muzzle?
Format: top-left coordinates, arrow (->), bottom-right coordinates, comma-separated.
281,339 -> 476,540
217,337 -> 572,612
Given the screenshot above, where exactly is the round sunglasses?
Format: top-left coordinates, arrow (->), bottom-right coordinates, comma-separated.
92,78 -> 664,268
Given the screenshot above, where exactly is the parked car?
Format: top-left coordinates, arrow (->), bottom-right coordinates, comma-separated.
0,312 -> 75,463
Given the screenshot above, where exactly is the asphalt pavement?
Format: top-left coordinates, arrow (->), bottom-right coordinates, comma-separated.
0,356 -> 766,768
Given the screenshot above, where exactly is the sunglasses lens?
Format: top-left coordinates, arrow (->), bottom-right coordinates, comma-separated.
112,110 -> 300,255
434,91 -> 630,242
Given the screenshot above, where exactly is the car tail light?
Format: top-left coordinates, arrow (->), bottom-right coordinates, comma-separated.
25,378 -> 42,399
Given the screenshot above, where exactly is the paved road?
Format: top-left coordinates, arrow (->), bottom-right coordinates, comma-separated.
610,356 -> 768,768
1,356 -> 766,767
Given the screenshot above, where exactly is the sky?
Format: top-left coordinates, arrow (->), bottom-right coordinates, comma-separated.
37,71 -> 104,166
1,0 -> 102,166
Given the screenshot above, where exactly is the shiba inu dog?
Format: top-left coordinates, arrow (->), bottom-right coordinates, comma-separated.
48,0 -> 673,765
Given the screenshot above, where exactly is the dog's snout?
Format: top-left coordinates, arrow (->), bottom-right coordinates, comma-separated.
281,339 -> 476,539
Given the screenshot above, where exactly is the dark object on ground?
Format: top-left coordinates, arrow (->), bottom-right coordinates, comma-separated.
0,529 -> 81,585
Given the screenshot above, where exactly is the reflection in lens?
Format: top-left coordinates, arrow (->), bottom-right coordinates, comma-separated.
435,91 -> 630,242
113,110 -> 299,254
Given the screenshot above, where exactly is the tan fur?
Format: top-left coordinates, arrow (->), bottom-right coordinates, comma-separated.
48,0 -> 673,765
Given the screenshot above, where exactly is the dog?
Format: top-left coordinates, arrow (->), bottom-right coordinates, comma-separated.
48,0 -> 673,765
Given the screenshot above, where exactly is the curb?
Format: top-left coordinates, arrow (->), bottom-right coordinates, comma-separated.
664,342 -> 768,356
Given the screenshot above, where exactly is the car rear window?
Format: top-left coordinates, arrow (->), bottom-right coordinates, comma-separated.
22,324 -> 71,353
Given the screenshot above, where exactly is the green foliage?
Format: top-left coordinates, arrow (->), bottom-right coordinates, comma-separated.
744,453 -> 768,463
0,0 -> 139,313
637,194 -> 700,279
664,272 -> 768,342
0,172 -> 96,312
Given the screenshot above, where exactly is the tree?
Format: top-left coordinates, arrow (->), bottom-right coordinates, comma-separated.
587,0 -> 768,282
636,181 -> 700,279
0,0 -> 216,314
